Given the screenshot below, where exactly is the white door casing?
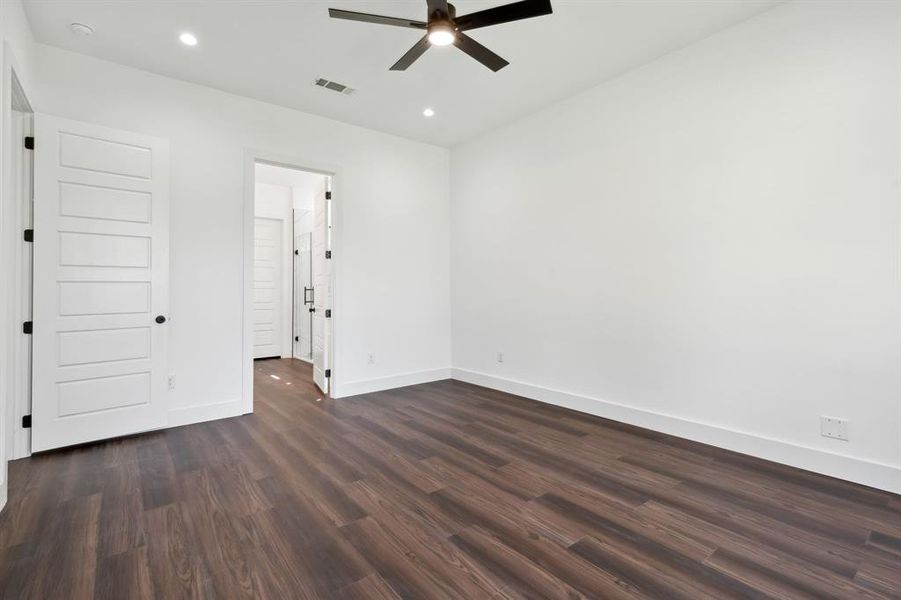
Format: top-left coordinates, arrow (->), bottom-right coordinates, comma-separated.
10,107 -> 33,461
253,216 -> 282,358
32,114 -> 169,452
311,181 -> 331,394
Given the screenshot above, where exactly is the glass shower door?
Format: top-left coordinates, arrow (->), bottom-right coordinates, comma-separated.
293,231 -> 313,361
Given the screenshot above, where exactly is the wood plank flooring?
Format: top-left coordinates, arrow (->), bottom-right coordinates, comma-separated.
1,358 -> 900,599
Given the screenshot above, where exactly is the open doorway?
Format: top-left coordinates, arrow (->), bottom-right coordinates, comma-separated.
252,161 -> 333,394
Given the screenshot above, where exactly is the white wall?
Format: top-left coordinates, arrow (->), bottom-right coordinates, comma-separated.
0,0 -> 37,512
255,182 -> 292,218
32,43 -> 452,422
451,0 -> 901,492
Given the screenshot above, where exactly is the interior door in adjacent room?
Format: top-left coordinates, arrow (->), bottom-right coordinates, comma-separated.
253,217 -> 283,358
31,114 -> 169,452
311,181 -> 331,394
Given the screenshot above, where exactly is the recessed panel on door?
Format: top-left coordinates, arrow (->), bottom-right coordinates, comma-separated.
59,281 -> 150,316
59,132 -> 152,179
58,372 -> 151,417
58,327 -> 151,366
253,288 -> 274,304
59,232 -> 151,268
60,181 -> 152,223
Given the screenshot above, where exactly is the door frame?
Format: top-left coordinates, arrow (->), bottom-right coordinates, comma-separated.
7,67 -> 32,461
242,150 -> 340,411
1,45 -> 35,510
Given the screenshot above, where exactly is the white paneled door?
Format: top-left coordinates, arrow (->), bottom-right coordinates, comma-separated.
253,217 -> 282,358
311,182 -> 331,394
32,115 -> 169,452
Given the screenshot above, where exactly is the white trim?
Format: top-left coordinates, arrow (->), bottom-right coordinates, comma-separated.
243,150 -> 341,411
451,368 -> 901,494
3,56 -> 32,462
10,107 -> 31,461
167,398 -> 243,428
336,368 -> 452,398
896,25 -> 901,492
1,43 -> 35,514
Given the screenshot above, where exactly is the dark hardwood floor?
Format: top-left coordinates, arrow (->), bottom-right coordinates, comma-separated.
1,358 -> 900,599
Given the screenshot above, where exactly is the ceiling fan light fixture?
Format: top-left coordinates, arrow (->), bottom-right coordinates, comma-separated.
427,22 -> 455,46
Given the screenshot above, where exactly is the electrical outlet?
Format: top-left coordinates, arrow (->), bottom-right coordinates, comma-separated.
496,352 -> 504,364
820,416 -> 848,441
167,374 -> 176,391
367,353 -> 375,365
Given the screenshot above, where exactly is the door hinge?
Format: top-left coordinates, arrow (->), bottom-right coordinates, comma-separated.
324,309 -> 331,318
22,415 -> 31,428
325,250 -> 332,259
294,336 -> 299,342
294,249 -> 299,255
324,369 -> 331,378
325,191 -> 332,200
24,136 -> 34,150
23,229 -> 33,242
22,321 -> 32,334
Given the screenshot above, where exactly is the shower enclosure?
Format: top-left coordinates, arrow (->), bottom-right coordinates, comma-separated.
293,230 -> 313,361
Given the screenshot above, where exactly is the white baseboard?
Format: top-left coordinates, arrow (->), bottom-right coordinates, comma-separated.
336,368 -> 452,398
0,481 -> 7,514
167,398 -> 246,428
451,368 -> 901,494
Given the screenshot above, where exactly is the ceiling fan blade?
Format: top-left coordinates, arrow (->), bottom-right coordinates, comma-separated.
328,8 -> 426,29
453,33 -> 509,72
455,0 -> 552,31
390,36 -> 431,71
426,0 -> 449,18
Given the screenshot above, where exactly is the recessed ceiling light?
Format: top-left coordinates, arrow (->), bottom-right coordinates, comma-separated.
423,108 -> 436,117
179,32 -> 198,46
69,22 -> 94,37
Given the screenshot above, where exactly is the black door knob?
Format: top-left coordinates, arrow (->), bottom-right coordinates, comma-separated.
155,315 -> 167,324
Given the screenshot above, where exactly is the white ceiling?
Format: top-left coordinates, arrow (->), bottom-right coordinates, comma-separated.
23,0 -> 782,147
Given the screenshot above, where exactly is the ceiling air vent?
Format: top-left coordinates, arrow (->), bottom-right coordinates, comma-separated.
313,77 -> 356,96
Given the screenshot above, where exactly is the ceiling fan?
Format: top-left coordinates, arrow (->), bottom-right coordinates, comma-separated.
328,0 -> 553,72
